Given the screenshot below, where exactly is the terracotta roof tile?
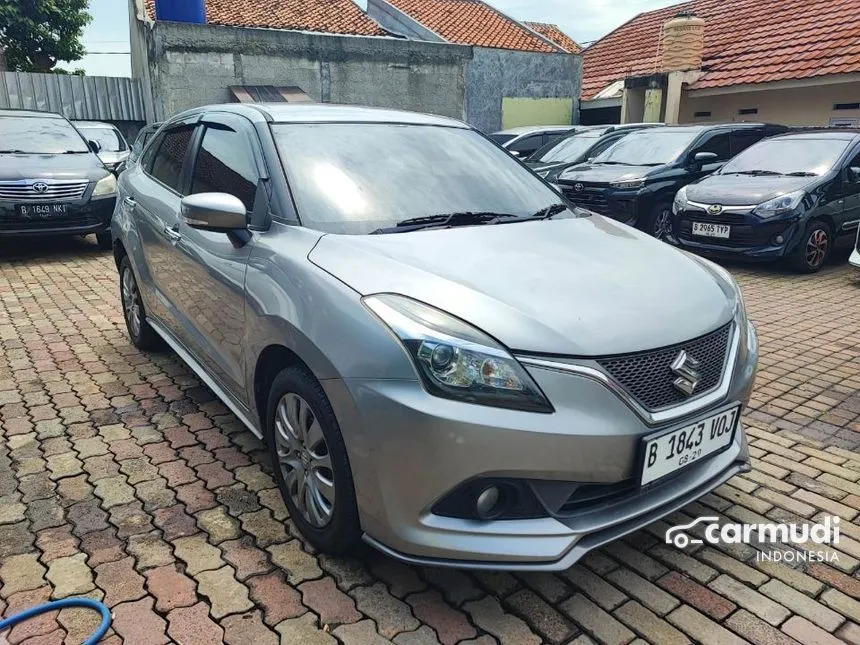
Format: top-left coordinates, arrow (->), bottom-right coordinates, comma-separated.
387,0 -> 560,53
144,0 -> 388,37
582,0 -> 860,99
524,21 -> 582,54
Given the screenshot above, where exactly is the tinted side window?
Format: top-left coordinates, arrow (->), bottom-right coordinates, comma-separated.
589,135 -> 622,158
190,124 -> 259,211
149,126 -> 195,193
694,132 -> 732,161
509,135 -> 543,155
731,131 -> 764,156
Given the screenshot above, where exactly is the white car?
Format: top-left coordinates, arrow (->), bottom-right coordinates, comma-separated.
851,226 -> 860,268
489,125 -> 578,158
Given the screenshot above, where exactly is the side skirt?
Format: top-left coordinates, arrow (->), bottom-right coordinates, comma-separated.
147,317 -> 263,438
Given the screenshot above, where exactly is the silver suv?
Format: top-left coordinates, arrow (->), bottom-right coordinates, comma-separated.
112,103 -> 758,570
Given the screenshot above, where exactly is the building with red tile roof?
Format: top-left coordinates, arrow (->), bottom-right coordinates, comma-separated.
144,0 -> 389,37
524,22 -> 582,55
580,0 -> 860,127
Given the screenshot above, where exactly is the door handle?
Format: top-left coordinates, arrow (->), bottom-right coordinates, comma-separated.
163,226 -> 182,243
123,196 -> 137,209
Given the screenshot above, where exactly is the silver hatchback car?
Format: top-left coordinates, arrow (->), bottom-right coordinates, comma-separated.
112,104 -> 757,570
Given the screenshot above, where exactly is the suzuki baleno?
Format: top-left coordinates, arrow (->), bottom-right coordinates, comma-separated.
112,104 -> 758,570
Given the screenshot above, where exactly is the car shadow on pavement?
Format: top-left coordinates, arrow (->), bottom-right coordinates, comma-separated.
0,235 -> 107,263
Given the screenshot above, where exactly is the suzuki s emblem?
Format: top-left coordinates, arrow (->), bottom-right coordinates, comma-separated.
671,350 -> 702,396
32,182 -> 49,193
574,183 -> 584,192
707,204 -> 723,215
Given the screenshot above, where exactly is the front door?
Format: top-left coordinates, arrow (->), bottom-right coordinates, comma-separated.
841,147 -> 860,235
168,113 -> 265,401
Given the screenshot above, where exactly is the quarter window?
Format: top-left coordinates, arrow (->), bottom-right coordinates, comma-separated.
148,126 -> 195,193
508,135 -> 544,155
190,124 -> 259,211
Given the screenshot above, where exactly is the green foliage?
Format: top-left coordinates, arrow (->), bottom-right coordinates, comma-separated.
0,0 -> 93,72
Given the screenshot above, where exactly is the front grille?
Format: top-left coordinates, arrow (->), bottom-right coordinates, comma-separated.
0,180 -> 89,202
562,187 -> 610,215
679,219 -> 789,247
557,479 -> 637,515
597,323 -> 732,411
0,211 -> 100,231
681,209 -> 747,224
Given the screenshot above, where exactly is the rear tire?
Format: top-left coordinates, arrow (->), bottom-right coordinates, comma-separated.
265,365 -> 360,554
644,201 -> 674,240
96,232 -> 112,250
789,221 -> 830,273
118,255 -> 163,350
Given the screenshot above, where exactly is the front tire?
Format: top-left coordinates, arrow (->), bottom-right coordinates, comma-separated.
96,232 -> 112,250
645,201 -> 673,241
789,221 -> 830,273
119,255 -> 163,350
266,366 -> 360,553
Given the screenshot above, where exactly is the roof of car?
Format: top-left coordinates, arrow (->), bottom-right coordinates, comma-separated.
73,121 -> 117,129
772,130 -> 860,141
189,103 -> 470,128
494,125 -> 578,135
0,108 -> 64,119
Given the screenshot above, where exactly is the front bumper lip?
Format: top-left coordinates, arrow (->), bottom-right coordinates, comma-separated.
850,247 -> 860,268
363,453 -> 750,571
0,196 -> 115,237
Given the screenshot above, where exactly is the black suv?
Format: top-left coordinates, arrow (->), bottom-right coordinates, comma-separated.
556,123 -> 788,238
0,109 -> 117,249
670,130 -> 860,273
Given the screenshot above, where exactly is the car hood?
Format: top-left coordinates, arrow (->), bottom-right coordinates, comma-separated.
558,163 -> 661,184
309,217 -> 734,356
685,174 -> 819,206
0,152 -> 108,181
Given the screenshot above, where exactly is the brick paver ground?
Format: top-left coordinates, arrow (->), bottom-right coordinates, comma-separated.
0,237 -> 859,645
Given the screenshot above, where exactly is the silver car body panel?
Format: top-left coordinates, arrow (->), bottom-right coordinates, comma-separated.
112,103 -> 757,570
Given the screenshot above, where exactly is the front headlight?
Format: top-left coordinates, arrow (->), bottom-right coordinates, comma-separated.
92,174 -> 117,197
363,294 -> 553,413
673,186 -> 689,215
609,178 -> 645,190
752,190 -> 804,218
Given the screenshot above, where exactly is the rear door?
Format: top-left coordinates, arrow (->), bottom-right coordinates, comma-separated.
840,145 -> 860,235
167,112 -> 265,400
126,117 -> 199,337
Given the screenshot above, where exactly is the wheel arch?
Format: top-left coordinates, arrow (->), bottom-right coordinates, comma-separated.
253,344 -> 312,431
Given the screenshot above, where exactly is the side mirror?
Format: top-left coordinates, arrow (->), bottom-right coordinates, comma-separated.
181,193 -> 247,232
510,150 -> 522,158
693,151 -> 719,164
88,140 -> 102,154
849,166 -> 860,183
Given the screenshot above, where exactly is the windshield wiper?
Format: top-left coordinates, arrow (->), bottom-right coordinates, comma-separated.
371,212 -> 519,234
531,203 -> 569,220
726,170 -> 782,176
784,171 -> 818,177
0,150 -> 28,154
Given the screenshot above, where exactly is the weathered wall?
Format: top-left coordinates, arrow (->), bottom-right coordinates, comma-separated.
133,16 -> 472,123
465,47 -> 581,133
679,81 -> 860,126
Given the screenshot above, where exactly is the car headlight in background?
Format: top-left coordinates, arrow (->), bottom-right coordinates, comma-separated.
363,294 -> 553,413
753,190 -> 804,218
673,186 -> 689,215
92,174 -> 117,197
609,178 -> 646,190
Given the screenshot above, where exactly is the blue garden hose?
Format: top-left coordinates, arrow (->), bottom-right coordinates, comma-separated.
0,597 -> 111,645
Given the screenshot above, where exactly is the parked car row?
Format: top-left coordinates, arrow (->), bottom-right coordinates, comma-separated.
505,122 -> 860,273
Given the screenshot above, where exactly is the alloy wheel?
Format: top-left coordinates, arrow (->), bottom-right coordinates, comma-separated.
121,267 -> 142,339
653,209 -> 673,241
805,229 -> 828,269
274,393 -> 335,527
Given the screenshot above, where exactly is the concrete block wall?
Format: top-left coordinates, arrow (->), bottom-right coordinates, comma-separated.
134,19 -> 472,123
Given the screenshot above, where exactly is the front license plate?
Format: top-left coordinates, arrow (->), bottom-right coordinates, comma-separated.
692,222 -> 731,238
16,204 -> 69,218
641,406 -> 739,486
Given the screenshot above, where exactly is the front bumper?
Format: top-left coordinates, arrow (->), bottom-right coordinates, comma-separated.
0,196 -> 115,237
559,183 -> 640,224
669,208 -> 803,261
326,323 -> 758,570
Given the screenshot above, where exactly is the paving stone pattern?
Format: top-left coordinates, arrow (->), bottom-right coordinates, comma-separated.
0,238 -> 859,644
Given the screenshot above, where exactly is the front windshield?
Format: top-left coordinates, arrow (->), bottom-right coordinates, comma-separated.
80,126 -> 126,152
530,131 -> 602,163
721,138 -> 850,176
593,129 -> 699,166
0,115 -> 90,154
272,123 -> 566,234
